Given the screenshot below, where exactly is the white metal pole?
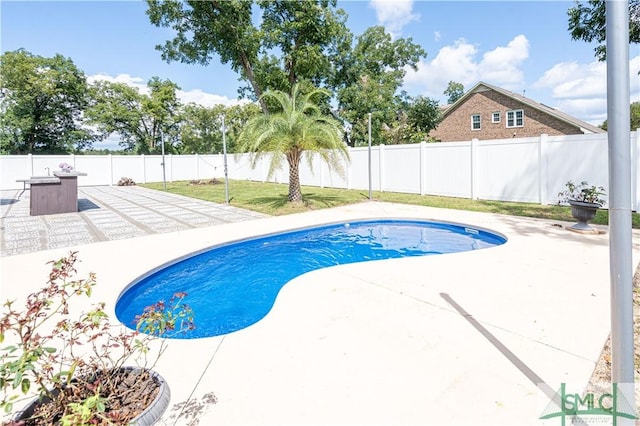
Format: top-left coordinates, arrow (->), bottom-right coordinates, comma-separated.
368,112 -> 372,200
161,131 -> 166,190
606,0 -> 634,421
222,115 -> 229,205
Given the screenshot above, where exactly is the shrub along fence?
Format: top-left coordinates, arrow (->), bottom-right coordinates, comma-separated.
2,131 -> 639,210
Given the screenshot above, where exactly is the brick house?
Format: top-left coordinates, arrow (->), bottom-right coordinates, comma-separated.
428,81 -> 605,142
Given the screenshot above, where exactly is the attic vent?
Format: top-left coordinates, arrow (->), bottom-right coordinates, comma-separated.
540,103 -> 556,110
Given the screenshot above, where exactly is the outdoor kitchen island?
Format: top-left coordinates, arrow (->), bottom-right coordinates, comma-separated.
26,171 -> 87,216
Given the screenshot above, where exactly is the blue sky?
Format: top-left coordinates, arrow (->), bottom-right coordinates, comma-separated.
2,0 -> 639,128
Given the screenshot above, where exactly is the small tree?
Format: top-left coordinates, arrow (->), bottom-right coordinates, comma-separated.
443,81 -> 464,104
600,101 -> 640,131
238,84 -> 349,203
177,103 -> 261,154
406,95 -> 441,138
333,26 -> 426,147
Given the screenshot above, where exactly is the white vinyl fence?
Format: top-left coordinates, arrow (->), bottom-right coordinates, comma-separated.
2,131 -> 639,210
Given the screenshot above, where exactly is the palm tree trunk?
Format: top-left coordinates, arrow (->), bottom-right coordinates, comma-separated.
287,151 -> 303,202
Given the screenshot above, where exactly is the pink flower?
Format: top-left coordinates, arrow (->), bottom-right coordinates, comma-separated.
58,162 -> 73,172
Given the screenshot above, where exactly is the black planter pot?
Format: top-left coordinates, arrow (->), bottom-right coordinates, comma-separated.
13,367 -> 170,426
568,200 -> 600,232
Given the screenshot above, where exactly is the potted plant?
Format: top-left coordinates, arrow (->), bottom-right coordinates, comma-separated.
58,163 -> 74,173
557,180 -> 607,233
0,251 -> 194,425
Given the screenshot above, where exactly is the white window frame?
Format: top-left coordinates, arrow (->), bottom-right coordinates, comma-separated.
492,112 -> 501,123
471,114 -> 481,130
506,109 -> 524,128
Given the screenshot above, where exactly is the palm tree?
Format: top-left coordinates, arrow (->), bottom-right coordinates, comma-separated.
238,84 -> 350,202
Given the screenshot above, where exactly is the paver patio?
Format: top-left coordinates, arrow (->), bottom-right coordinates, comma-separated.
0,186 -> 266,256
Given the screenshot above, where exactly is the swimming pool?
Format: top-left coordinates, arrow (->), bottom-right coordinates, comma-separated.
115,219 -> 506,338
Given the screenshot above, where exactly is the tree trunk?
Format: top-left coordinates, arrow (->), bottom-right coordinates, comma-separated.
239,52 -> 268,114
287,151 -> 303,202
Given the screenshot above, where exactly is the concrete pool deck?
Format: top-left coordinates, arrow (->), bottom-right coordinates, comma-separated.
1,199 -> 639,425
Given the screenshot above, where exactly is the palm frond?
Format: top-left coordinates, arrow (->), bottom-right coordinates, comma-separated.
237,83 -> 350,201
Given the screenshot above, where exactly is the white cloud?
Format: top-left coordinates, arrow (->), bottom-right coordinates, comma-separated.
555,98 -> 608,126
87,73 -> 248,108
177,88 -> 250,108
403,35 -> 529,101
533,55 -> 639,125
403,39 -> 477,96
477,35 -> 529,86
88,73 -> 149,95
533,61 -> 607,99
369,0 -> 419,37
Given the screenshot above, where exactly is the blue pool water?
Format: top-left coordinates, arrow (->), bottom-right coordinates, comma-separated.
116,219 -> 506,338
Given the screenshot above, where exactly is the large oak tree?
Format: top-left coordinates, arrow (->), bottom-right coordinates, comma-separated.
332,26 -> 428,146
146,0 -> 437,148
146,0 -> 350,113
86,77 -> 181,153
0,50 -> 95,154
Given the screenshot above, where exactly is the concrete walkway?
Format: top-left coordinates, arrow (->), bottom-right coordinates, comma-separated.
1,197 -> 639,425
1,186 -> 267,256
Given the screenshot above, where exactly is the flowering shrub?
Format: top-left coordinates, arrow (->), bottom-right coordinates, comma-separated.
58,163 -> 73,172
558,180 -> 606,206
0,252 -> 194,425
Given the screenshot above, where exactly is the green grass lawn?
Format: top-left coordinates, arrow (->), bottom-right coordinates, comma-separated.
141,179 -> 640,228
